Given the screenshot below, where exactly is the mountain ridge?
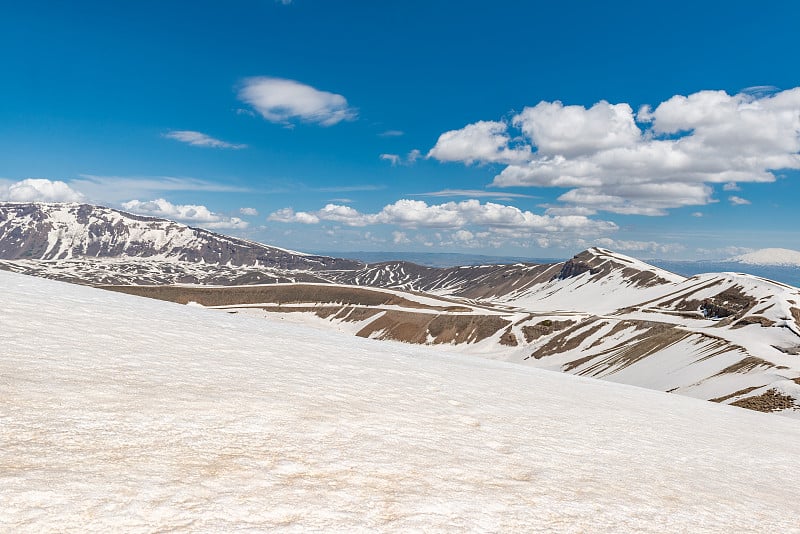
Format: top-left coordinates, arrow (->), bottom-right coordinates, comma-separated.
3,201 -> 800,416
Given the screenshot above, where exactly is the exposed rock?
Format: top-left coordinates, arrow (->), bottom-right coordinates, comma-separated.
522,319 -> 576,343
730,389 -> 797,413
499,327 -> 518,347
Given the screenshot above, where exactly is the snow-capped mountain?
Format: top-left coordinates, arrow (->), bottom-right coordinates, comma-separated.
0,202 -> 359,270
3,202 -> 800,415
0,203 -> 688,295
729,247 -> 800,267
4,269 -> 800,532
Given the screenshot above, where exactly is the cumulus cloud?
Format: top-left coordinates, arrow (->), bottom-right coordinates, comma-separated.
122,198 -> 249,229
0,178 -> 85,203
728,195 -> 751,205
239,207 -> 259,216
163,130 -> 247,149
427,121 -> 532,165
268,207 -> 320,224
513,100 -> 640,157
238,77 -> 356,126
430,88 -> 800,216
268,198 -> 617,238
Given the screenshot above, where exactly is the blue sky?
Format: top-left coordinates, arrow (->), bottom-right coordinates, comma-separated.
1,0 -> 798,259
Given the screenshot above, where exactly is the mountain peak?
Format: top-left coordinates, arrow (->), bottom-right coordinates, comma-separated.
557,247 -> 684,287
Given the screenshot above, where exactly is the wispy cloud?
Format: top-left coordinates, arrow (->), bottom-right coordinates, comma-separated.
239,207 -> 259,216
238,77 -> 357,126
729,195 -> 751,205
380,149 -> 422,166
412,189 -> 536,199
312,184 -> 385,193
163,130 -> 247,149
380,154 -> 400,166
72,175 -> 251,204
379,130 -> 404,137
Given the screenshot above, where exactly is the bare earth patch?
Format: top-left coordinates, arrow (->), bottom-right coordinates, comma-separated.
710,386 -> 764,403
713,356 -> 776,376
521,319 -> 576,343
730,389 -> 797,413
102,284 -> 472,312
356,311 -> 511,345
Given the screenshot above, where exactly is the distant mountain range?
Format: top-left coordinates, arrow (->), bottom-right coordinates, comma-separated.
320,251 -> 800,288
2,201 -> 799,417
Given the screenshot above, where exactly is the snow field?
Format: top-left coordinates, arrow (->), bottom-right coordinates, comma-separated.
2,270 -> 800,532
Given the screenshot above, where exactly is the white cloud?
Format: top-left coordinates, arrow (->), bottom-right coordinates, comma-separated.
543,205 -> 597,216
268,198 -> 617,237
692,212 -> 704,217
268,207 -> 320,225
379,130 -> 404,137
513,100 -> 641,157
431,88 -> 800,216
452,229 -> 475,243
163,130 -> 247,149
728,195 -> 751,205
392,231 -> 411,244
121,199 -> 249,229
0,178 -> 85,203
427,121 -> 532,165
239,207 -> 259,216
722,182 -> 741,191
203,217 -> 249,230
380,149 -> 422,166
238,77 -> 356,126
380,154 -> 400,166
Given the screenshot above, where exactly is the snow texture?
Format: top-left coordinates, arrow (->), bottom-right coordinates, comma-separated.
2,270 -> 800,532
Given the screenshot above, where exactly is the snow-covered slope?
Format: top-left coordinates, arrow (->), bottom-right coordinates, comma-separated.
730,247 -> 800,267
491,247 -> 686,314
3,270 -> 800,532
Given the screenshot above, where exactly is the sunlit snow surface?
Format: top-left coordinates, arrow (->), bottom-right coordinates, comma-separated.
2,271 -> 800,532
